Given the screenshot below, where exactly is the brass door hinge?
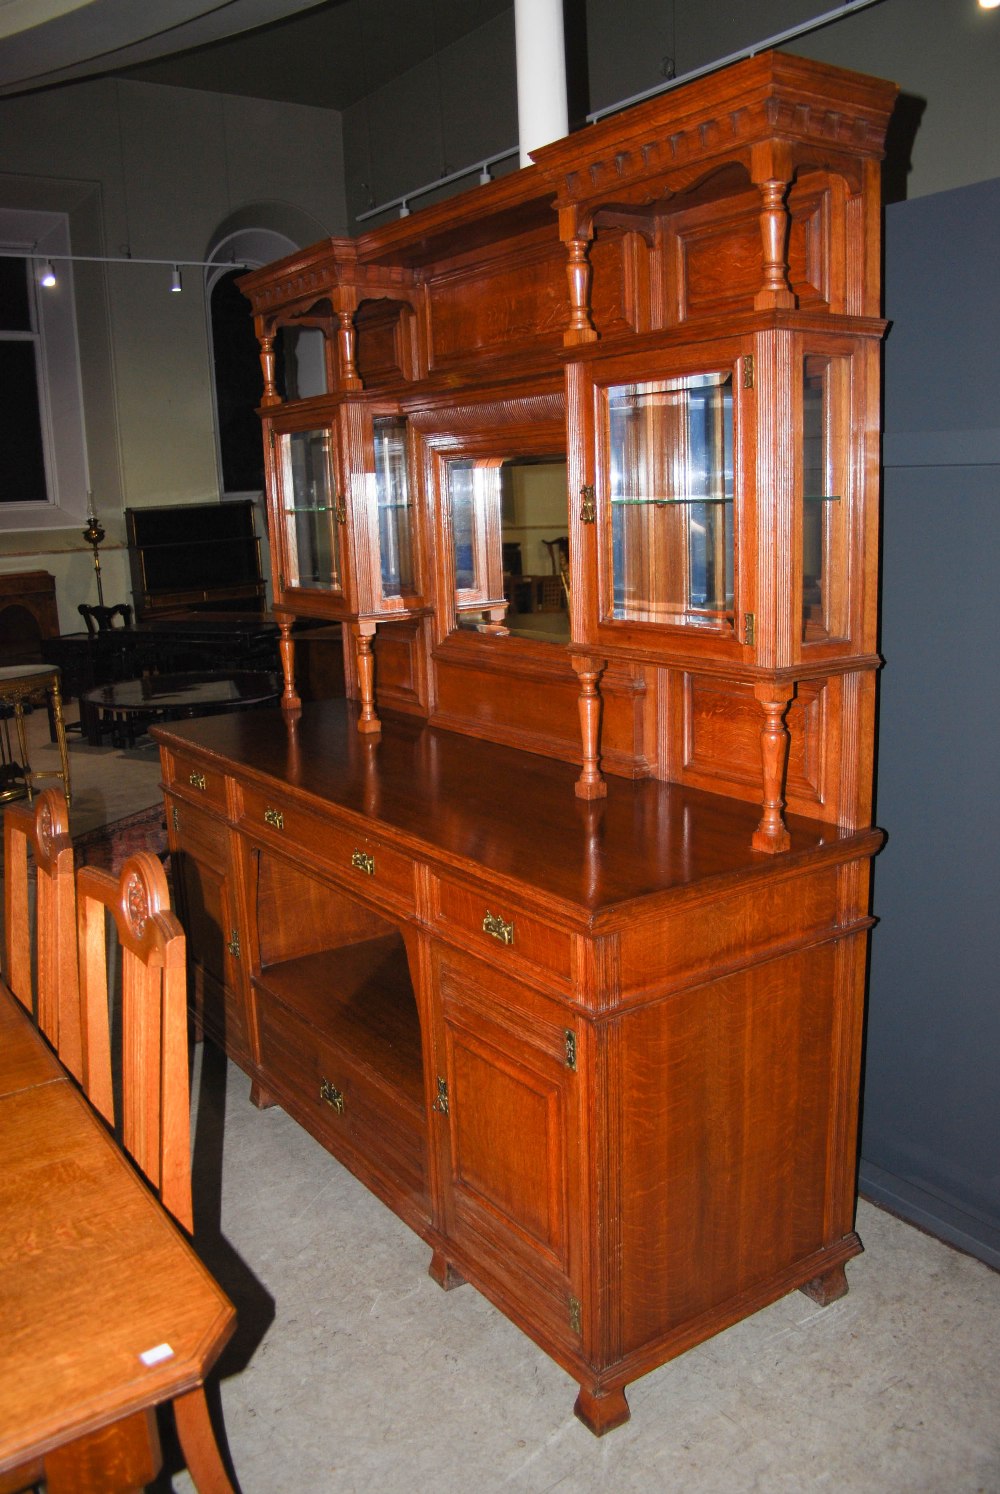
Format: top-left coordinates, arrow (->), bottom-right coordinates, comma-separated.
744,611 -> 756,647
334,494 -> 348,524
743,353 -> 755,390
579,484 -> 596,524
432,1076 -> 450,1115
268,426 -> 276,451
171,805 -> 179,832
568,1296 -> 582,1335
226,929 -> 241,960
564,1030 -> 578,1072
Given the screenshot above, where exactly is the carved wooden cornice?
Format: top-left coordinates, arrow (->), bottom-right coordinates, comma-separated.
239,239 -> 421,330
530,52 -> 898,227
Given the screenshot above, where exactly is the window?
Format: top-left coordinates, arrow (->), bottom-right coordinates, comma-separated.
210,268 -> 268,496
0,208 -> 89,530
206,227 -> 300,500
0,255 -> 48,504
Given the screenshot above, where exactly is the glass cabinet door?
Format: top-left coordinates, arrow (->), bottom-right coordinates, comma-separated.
606,372 -> 734,631
801,355 -> 849,644
279,428 -> 343,593
373,416 -> 415,600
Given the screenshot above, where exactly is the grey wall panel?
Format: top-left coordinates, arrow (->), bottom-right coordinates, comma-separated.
861,178 -> 1000,1267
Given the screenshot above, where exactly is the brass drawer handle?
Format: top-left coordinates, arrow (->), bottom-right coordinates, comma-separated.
188,771 -> 206,790
483,911 -> 514,946
351,849 -> 375,876
319,1078 -> 344,1114
264,807 -> 284,830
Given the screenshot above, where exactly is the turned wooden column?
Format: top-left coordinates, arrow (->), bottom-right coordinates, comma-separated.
258,331 -> 281,408
572,655 -> 607,800
751,143 -> 795,312
276,614 -> 302,714
751,682 -> 792,853
560,208 -> 598,347
352,621 -> 380,735
332,289 -> 363,392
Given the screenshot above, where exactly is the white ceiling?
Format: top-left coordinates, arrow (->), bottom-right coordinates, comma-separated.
0,0 -> 511,107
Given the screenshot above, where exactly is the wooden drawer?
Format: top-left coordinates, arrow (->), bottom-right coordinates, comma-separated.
429,875 -> 573,986
237,781 -> 417,912
162,748 -> 229,812
255,986 -> 428,1213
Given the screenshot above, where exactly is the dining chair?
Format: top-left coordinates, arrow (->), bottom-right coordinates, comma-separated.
2,786 -> 82,1081
76,850 -> 236,1494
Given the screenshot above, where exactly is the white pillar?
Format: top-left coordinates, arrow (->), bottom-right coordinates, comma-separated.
514,0 -> 569,167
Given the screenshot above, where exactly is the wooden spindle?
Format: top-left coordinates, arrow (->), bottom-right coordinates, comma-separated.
752,684 -> 792,853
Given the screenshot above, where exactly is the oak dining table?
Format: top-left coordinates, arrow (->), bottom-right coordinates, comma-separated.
0,984 -> 235,1492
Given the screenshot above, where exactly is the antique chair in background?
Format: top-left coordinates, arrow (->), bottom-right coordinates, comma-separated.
77,602 -> 134,636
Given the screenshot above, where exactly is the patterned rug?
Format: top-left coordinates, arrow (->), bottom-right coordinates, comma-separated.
72,803 -> 169,874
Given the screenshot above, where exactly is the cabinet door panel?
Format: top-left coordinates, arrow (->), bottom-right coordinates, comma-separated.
432,948 -> 583,1347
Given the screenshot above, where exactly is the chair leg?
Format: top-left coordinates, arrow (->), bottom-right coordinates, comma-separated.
173,1386 -> 235,1494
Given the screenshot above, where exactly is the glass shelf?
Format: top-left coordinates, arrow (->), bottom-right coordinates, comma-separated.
610,495 -> 733,507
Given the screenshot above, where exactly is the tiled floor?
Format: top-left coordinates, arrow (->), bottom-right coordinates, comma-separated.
11,707 -> 1000,1493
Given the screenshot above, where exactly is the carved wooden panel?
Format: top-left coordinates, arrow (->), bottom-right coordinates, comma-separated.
430,648 -> 652,776
674,673 -> 832,818
355,299 -> 414,384
666,176 -> 839,325
590,229 -> 649,338
431,651 -> 581,757
426,236 -> 566,371
372,617 -> 429,717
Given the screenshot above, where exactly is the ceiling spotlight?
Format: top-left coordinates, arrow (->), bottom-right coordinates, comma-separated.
979,0 -> 999,8
479,165 -> 493,185
40,261 -> 57,288
398,200 -> 410,218
170,264 -> 183,293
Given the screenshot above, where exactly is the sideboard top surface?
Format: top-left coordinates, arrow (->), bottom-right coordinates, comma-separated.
153,703 -> 880,924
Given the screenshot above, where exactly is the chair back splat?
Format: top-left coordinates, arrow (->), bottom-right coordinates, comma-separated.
2,787 -> 81,1079
77,851 -> 194,1231
76,850 -> 235,1491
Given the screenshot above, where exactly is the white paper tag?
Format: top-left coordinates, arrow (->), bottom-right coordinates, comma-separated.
139,1342 -> 175,1366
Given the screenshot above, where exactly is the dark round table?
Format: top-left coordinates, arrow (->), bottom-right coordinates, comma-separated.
80,671 -> 281,747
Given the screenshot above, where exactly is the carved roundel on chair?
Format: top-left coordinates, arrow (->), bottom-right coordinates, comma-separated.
123,864 -> 151,939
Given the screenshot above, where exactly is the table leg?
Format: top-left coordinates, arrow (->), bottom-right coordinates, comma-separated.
50,674 -> 72,807
13,703 -> 31,803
